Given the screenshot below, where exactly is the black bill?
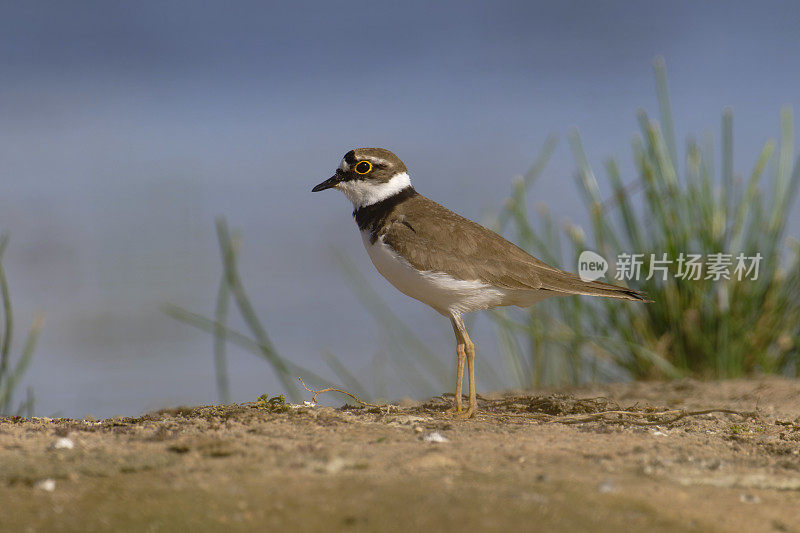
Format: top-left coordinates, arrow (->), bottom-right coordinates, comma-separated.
312,174 -> 343,192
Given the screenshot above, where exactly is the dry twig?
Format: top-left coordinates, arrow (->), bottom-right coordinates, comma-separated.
498,407 -> 757,426
298,377 -> 389,410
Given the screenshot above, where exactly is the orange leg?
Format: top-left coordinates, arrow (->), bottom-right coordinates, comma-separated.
464,333 -> 476,418
446,318 -> 466,413
446,344 -> 465,414
449,314 -> 477,418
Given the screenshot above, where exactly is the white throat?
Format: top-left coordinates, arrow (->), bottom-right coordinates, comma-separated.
337,172 -> 411,208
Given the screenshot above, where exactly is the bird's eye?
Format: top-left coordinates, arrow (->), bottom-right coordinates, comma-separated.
354,161 -> 372,175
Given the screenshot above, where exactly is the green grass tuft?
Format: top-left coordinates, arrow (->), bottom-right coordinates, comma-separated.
494,58 -> 800,385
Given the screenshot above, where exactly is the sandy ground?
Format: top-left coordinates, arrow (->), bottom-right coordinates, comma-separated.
1,377 -> 799,532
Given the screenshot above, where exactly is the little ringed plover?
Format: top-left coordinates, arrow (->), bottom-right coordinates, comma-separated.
313,148 -> 649,418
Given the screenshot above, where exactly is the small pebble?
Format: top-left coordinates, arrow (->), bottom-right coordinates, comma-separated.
52,437 -> 74,450
324,457 -> 346,474
34,479 -> 56,492
597,480 -> 616,493
740,493 -> 761,504
423,431 -> 449,443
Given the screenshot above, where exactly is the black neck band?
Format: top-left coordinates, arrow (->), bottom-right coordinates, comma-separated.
353,186 -> 417,242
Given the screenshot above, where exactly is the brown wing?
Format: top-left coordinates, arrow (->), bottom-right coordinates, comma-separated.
382,195 -> 650,302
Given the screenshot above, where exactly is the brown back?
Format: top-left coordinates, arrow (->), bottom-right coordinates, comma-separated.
360,191 -> 648,302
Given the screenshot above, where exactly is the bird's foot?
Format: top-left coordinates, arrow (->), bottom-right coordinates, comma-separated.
444,403 -> 462,415
455,405 -> 476,419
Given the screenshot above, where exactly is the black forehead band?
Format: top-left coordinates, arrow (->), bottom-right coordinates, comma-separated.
345,150 -> 387,168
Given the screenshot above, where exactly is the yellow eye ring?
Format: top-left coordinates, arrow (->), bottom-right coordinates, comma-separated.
354,161 -> 372,174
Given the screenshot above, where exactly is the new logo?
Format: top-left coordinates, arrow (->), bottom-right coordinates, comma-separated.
578,250 -> 608,282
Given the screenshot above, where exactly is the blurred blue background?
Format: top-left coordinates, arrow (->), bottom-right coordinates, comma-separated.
2,1 -> 798,417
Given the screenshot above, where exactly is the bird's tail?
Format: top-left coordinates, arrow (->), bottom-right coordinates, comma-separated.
568,278 -> 652,302
539,270 -> 652,302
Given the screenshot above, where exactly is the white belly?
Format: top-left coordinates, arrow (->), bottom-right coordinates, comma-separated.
362,232 -> 552,315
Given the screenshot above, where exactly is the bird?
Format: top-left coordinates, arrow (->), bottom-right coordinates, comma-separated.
312,148 -> 649,418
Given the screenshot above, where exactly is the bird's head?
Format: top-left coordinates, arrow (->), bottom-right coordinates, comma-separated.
312,148 -> 411,208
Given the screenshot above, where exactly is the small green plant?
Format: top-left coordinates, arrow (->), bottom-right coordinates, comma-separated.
256,393 -> 288,412
728,424 -> 766,435
0,233 -> 43,416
